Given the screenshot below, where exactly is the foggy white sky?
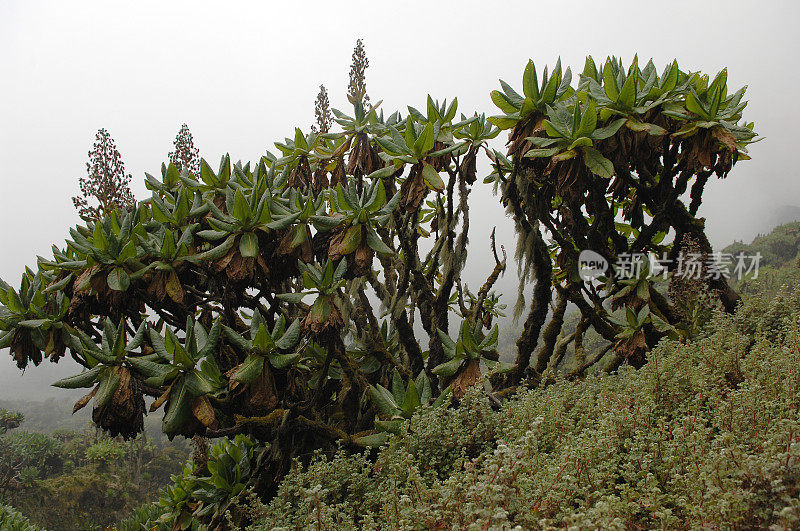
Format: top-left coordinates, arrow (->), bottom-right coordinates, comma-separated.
1,0 -> 799,389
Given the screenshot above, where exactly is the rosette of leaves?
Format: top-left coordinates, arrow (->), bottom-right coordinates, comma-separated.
374,108 -> 466,211
156,435 -> 256,529
434,320 -> 511,398
144,160 -> 184,195
346,319 -> 402,376
579,56 -> 683,132
197,176 -> 277,281
330,97 -> 390,179
417,197 -> 443,237
156,465 -> 198,530
0,270 -> 71,368
274,128 -> 321,189
279,259 -> 347,335
197,154 -> 233,194
52,318 -> 149,437
489,58 -> 574,135
608,305 -> 653,366
269,188 -> 335,262
609,257 -> 671,317
144,155 -> 231,202
0,409 -> 23,434
452,112 -> 500,184
327,176 -> 399,274
136,223 -> 198,304
136,317 -> 224,437
222,311 -> 301,386
364,370 -> 452,442
145,165 -> 212,227
524,99 -> 626,181
66,207 -> 150,294
663,67 -> 758,174
606,257 -> 680,361
406,97 -> 473,170
191,434 -> 256,520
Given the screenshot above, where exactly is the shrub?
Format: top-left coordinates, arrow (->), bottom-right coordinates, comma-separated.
0,504 -> 45,531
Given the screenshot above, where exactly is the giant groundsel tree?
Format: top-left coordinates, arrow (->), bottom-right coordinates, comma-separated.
0,55 -> 756,525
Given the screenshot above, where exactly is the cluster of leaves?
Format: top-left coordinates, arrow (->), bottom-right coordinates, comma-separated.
0,504 -> 45,531
156,434 -> 256,530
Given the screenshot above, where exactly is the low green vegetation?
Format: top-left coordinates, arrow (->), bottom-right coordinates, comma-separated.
0,412 -> 188,530
242,272 -> 800,529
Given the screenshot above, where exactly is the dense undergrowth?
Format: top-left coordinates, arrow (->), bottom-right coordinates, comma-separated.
0,504 -> 45,531
240,275 -> 800,529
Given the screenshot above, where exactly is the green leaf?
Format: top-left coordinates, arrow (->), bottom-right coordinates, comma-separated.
52,366 -> 103,389
275,292 -> 306,304
354,432 -> 390,447
197,318 -> 221,359
421,163 -> 445,192
414,123 -> 435,155
127,357 -> 173,379
266,212 -> 301,231
275,319 -> 300,350
582,147 -> 614,178
268,352 -> 300,369
170,333 -> 193,369
18,318 -> 50,329
591,118 -> 627,140
95,370 -> 121,408
524,147 -> 561,159
522,60 -> 539,100
107,267 -> 130,292
232,190 -> 251,221
618,74 -> 636,108
684,92 -> 708,119
375,419 -> 404,435
222,325 -> 252,353
491,90 -> 518,114
239,232 -> 259,258
162,376 -> 192,435
400,380 -> 421,416
602,59 -> 619,101
568,137 -> 593,150
197,235 -> 236,261
184,370 -> 215,396
432,358 -> 462,378
337,225 -> 363,255
577,100 -> 597,136
437,329 -> 457,357
368,385 -> 400,417
365,226 -> 392,255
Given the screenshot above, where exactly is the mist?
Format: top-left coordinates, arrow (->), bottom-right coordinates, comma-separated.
2,0 -> 799,394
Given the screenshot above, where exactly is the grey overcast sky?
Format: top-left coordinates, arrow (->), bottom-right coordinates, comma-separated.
1,0 -> 799,391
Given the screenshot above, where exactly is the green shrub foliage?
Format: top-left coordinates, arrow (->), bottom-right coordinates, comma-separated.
246,281 -> 800,529
0,504 -> 46,531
